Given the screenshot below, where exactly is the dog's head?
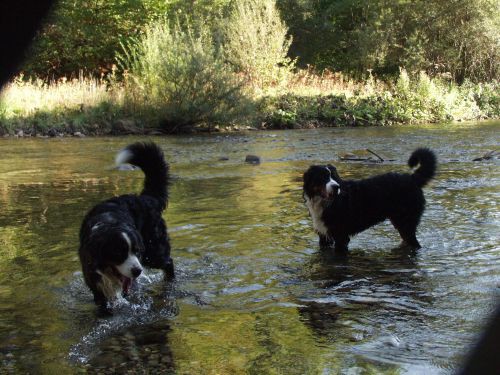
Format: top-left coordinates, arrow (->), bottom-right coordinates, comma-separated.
88,225 -> 145,295
303,164 -> 342,201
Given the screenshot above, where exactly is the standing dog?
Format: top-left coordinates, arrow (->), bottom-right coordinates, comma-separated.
78,142 -> 174,311
303,148 -> 436,252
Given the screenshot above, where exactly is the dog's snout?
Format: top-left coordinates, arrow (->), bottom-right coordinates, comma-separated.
131,267 -> 142,278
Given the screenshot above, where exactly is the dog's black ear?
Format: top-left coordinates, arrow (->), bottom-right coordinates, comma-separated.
85,234 -> 106,263
302,167 -> 313,186
302,167 -> 315,191
128,229 -> 145,254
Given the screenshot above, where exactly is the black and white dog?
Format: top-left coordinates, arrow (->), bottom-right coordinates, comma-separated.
78,142 -> 174,311
303,148 -> 436,252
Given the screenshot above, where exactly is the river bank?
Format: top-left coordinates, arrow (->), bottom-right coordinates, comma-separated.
1,71 -> 498,137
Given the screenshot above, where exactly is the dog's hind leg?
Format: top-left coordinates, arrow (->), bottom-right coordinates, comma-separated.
391,218 -> 421,249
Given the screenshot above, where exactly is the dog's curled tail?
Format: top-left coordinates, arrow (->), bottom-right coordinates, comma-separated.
116,142 -> 169,208
408,148 -> 437,187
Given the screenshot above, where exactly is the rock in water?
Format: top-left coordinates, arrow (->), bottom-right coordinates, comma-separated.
245,155 -> 261,164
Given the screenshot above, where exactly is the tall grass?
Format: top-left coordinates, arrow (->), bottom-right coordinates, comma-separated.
281,68 -> 388,97
0,74 -> 120,119
0,74 -> 127,135
1,69 -> 498,135
261,69 -> 499,128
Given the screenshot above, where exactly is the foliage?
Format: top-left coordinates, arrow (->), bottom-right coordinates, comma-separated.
0,69 -> 498,135
21,0 -> 172,78
261,69 -> 498,128
222,0 -> 295,89
277,0 -> 499,82
156,0 -> 232,28
118,18 -> 252,131
21,0 -> 234,79
21,0 -> 499,84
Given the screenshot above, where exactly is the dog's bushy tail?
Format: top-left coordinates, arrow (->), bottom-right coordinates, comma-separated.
408,148 -> 437,187
116,142 -> 169,209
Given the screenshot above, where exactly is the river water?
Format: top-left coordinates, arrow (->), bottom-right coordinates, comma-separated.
0,122 -> 498,374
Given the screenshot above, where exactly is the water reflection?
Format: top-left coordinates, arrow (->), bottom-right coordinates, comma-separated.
296,246 -> 427,332
0,122 -> 498,373
82,320 -> 175,374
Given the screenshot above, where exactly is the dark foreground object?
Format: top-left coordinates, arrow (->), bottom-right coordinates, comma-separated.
0,0 -> 54,87
458,303 -> 500,374
78,142 -> 174,312
303,148 -> 437,252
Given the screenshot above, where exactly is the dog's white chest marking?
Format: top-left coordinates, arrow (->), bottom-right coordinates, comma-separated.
96,269 -> 122,301
305,195 -> 329,236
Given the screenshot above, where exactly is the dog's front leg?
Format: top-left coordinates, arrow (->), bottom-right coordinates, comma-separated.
319,234 -> 334,248
333,234 -> 350,253
163,258 -> 175,281
92,289 -> 113,315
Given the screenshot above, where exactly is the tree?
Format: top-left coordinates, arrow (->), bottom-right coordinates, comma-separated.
22,0 -> 169,78
277,0 -> 499,82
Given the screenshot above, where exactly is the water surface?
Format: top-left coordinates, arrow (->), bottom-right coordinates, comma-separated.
0,122 -> 499,374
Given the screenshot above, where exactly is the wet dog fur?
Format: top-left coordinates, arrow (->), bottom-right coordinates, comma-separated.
78,142 -> 174,312
303,148 -> 437,252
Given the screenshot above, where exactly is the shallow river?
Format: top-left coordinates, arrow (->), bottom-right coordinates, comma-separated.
0,122 -> 499,374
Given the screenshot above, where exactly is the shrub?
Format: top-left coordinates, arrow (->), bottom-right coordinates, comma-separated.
465,80 -> 500,118
222,0 -> 295,90
118,18 -> 252,131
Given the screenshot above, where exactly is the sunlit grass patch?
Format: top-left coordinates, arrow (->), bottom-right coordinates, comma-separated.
278,68 -> 388,98
0,74 -> 128,135
0,74 -> 121,118
260,69 -> 499,129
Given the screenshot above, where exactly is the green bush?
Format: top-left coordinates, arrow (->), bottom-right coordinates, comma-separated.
222,0 -> 295,89
466,80 -> 500,118
260,69 -> 498,129
389,69 -> 486,123
118,18 -> 252,131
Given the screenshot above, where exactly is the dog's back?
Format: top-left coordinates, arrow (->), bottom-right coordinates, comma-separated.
80,142 -> 170,242
333,148 -> 437,234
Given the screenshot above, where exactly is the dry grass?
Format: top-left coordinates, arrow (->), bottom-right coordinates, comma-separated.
0,74 -> 122,119
0,69 -> 385,120
258,68 -> 389,97
0,69 -> 496,135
